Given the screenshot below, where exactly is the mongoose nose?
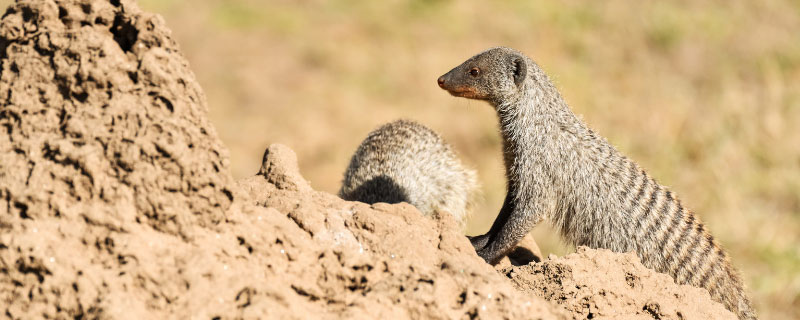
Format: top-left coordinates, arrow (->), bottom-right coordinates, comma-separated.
437,76 -> 445,88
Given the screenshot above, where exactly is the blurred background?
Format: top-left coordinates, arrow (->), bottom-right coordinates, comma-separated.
5,0 -> 798,317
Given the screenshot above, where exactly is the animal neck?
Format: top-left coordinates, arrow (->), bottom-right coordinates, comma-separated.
492,72 -> 584,185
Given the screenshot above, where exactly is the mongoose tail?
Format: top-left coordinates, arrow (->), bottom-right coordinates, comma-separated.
339,120 -> 479,231
437,47 -> 756,319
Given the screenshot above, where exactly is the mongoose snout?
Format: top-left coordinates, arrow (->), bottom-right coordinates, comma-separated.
437,62 -> 490,99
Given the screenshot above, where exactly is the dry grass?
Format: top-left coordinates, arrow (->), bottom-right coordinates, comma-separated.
3,0 -> 797,318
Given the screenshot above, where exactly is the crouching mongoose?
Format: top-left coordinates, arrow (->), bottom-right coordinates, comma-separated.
339,119 -> 479,231
437,47 -> 756,319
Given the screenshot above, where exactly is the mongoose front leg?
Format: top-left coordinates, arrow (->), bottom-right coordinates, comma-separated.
466,234 -> 490,251
467,193 -> 514,251
474,186 -> 545,265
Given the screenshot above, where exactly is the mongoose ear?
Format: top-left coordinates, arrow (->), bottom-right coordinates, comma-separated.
512,57 -> 527,87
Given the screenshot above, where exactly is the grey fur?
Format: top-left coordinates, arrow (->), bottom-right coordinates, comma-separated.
339,120 -> 479,230
437,47 -> 756,319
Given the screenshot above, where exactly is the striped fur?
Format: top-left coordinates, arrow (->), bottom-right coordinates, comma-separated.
339,119 -> 479,231
438,47 -> 756,319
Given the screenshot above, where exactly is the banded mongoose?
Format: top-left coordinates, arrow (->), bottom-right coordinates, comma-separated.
339,119 -> 479,231
437,47 -> 756,319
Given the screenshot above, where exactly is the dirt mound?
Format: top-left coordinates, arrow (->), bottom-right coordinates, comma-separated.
0,0 -> 233,234
0,0 -> 735,319
502,247 -> 737,319
236,145 -> 563,319
0,0 -> 233,317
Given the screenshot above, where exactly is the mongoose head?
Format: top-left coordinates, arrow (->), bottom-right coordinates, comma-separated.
437,47 -> 528,103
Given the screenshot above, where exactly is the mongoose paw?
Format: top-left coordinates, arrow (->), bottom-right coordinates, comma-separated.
467,234 -> 490,252
475,248 -> 497,264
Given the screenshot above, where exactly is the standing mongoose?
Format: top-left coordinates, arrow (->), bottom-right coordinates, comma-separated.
437,47 -> 756,319
339,119 -> 479,231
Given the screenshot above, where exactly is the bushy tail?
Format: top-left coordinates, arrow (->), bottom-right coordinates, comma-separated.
629,167 -> 756,319
637,182 -> 756,319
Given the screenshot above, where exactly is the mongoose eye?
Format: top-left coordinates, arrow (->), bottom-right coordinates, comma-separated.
469,68 -> 481,77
